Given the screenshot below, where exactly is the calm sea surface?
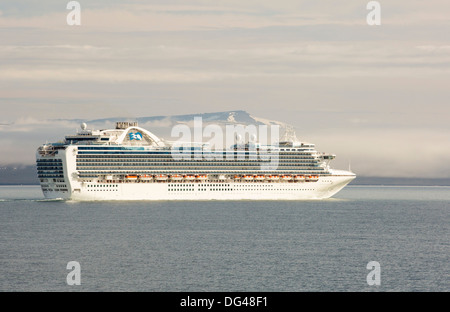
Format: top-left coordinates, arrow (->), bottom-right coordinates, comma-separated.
0,185 -> 448,292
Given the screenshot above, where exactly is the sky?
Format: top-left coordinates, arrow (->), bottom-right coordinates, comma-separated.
0,0 -> 449,178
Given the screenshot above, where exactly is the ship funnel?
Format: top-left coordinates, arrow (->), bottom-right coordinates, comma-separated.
116,121 -> 138,129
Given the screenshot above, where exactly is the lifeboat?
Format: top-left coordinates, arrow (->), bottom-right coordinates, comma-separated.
155,174 -> 168,181
234,175 -> 241,180
243,175 -> 254,181
218,175 -> 226,180
126,175 -> 138,180
306,175 -> 319,182
268,175 -> 279,181
184,175 -> 195,181
254,175 -> 265,181
281,175 -> 292,181
170,174 -> 183,181
195,174 -> 208,181
140,174 -> 153,180
294,175 -> 305,181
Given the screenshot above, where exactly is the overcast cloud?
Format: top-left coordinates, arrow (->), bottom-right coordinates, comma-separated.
0,1 -> 449,177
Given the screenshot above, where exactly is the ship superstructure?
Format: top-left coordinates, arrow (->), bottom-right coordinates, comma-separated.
36,121 -> 355,200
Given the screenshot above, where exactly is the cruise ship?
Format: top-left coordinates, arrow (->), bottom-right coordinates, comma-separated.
36,121 -> 355,200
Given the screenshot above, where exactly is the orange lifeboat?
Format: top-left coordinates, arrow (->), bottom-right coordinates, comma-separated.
269,175 -> 279,181
155,174 -> 168,181
195,174 -> 207,181
281,175 -> 292,181
294,175 -> 305,181
126,175 -> 138,180
306,175 -> 319,182
184,175 -> 195,181
170,174 -> 183,181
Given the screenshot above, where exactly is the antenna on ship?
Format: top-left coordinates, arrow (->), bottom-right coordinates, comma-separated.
348,160 -> 352,173
280,124 -> 298,143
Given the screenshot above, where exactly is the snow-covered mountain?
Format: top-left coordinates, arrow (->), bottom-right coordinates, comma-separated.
82,110 -> 298,142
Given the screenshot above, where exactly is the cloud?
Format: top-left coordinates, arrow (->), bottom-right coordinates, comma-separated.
1,1 -> 449,32
0,1 -> 449,178
0,117 -> 80,133
415,45 -> 450,53
1,40 -> 450,85
0,5 -> 316,31
141,118 -> 175,129
306,128 -> 450,178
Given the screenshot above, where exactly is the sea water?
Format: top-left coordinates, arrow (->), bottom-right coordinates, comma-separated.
0,185 -> 448,291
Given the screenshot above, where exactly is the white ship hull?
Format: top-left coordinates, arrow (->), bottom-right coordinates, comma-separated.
41,173 -> 355,201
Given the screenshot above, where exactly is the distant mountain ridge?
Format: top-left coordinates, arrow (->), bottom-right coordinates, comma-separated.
54,110 -> 298,143
90,110 -> 260,125
55,110 -> 287,128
